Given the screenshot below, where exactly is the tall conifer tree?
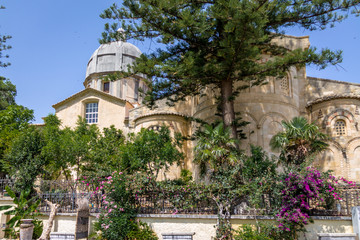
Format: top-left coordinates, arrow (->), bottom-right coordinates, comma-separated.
101,0 -> 359,139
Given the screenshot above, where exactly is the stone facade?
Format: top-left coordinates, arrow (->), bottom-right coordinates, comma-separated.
53,36 -> 360,182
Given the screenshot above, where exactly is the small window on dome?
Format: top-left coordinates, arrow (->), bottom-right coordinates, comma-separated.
334,120 -> 346,136
103,82 -> 110,93
122,54 -> 136,64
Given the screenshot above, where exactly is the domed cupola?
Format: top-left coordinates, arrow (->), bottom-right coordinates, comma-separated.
83,33 -> 148,104
85,40 -> 142,81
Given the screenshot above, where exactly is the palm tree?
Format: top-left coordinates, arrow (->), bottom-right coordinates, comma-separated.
194,122 -> 242,240
270,117 -> 328,166
194,122 -> 240,176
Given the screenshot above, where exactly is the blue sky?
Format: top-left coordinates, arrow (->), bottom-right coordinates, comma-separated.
0,1 -> 359,123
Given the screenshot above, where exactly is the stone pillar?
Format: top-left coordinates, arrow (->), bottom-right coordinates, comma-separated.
352,207 -> 360,238
75,198 -> 90,239
19,219 -> 34,240
0,213 -> 8,238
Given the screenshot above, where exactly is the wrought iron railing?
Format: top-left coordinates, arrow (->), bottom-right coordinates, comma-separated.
38,192 -> 103,213
0,178 -> 359,216
136,193 -> 217,215
0,178 -> 14,197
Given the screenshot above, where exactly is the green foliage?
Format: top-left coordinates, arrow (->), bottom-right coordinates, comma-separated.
194,122 -> 244,239
121,127 -> 183,179
243,145 -> 277,181
127,221 -> 158,240
235,224 -> 273,240
95,172 -> 158,240
194,122 -> 241,177
41,114 -> 74,180
5,126 -> 46,192
0,105 -> 34,176
234,223 -> 286,240
84,125 -> 125,176
41,115 -> 100,180
270,116 -> 328,166
241,146 -> 278,209
0,5 -> 11,68
100,0 -> 358,136
0,78 -> 16,110
2,186 -> 42,238
0,6 -> 17,111
5,115 -> 123,191
180,169 -> 192,183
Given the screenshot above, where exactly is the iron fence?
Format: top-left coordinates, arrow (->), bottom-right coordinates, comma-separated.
0,179 -> 14,197
36,179 -> 95,193
0,178 -> 94,196
38,192 -> 103,213
0,178 -> 360,216
136,193 -> 217,215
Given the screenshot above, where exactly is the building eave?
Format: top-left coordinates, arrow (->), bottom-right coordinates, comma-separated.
52,88 -> 133,109
133,112 -> 190,123
306,94 -> 360,108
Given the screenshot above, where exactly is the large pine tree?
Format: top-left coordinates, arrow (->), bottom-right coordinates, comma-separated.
100,0 -> 359,139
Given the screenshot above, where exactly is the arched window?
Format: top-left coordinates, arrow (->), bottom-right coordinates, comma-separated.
334,120 -> 346,136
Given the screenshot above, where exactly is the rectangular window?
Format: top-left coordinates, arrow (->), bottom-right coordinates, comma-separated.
103,82 -> 110,93
162,234 -> 194,240
85,103 -> 98,124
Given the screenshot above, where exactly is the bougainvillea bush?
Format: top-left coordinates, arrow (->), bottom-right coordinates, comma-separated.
276,167 -> 355,237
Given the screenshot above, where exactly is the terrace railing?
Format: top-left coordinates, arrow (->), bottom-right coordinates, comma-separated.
0,178 -> 14,197
0,178 -> 359,216
38,192 -> 103,214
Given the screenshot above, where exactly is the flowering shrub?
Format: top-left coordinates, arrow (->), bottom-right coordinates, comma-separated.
93,171 -> 158,240
277,167 -> 355,235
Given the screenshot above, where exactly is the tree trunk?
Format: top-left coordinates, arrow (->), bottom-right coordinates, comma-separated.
38,200 -> 59,240
220,80 -> 237,140
214,197 -> 232,240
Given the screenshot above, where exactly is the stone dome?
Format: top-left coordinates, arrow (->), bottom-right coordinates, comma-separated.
85,40 -> 142,80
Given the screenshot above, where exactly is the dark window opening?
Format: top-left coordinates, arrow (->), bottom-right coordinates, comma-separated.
103,82 -> 110,93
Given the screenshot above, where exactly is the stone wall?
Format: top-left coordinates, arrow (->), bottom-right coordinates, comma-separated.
306,78 -> 360,181
54,88 -> 129,132
0,210 -> 353,240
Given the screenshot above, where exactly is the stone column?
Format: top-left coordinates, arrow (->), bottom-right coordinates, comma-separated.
19,219 -> 34,240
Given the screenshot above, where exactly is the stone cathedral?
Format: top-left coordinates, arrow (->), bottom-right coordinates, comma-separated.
52,35 -> 360,182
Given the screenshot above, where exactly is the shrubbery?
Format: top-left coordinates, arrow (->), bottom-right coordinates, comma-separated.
94,172 -> 158,240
